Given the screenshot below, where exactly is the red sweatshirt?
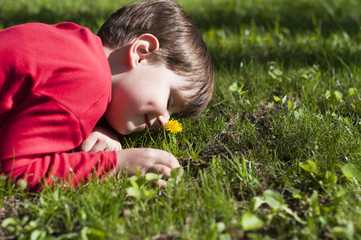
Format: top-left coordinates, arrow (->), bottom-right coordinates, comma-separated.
0,22 -> 118,191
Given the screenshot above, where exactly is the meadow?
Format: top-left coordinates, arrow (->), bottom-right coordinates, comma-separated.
1,0 -> 361,239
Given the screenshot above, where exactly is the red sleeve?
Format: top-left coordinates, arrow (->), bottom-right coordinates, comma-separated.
0,90 -> 117,192
2,151 -> 117,192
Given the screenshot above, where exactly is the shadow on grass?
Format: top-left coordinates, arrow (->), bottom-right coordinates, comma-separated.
1,0 -> 360,69
189,0 -> 361,35
0,5 -> 114,32
209,42 -> 361,71
186,1 -> 361,69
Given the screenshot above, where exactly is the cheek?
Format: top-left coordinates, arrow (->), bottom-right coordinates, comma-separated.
111,80 -> 152,118
153,90 -> 169,108
109,93 -> 142,122
114,84 -> 142,107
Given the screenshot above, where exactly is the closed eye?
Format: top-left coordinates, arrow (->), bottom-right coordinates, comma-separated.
167,95 -> 174,111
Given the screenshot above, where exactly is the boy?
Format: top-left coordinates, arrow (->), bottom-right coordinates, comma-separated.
0,0 -> 214,191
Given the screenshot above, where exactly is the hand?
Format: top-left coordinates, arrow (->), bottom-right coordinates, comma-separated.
79,126 -> 121,152
114,148 -> 181,186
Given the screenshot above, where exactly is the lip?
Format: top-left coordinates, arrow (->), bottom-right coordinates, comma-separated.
145,115 -> 151,129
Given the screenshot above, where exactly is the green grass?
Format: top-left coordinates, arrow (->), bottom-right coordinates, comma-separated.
1,0 -> 361,239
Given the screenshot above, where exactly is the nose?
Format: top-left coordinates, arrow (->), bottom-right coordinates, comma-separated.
157,113 -> 170,128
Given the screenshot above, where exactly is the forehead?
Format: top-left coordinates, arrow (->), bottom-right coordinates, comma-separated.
158,64 -> 196,94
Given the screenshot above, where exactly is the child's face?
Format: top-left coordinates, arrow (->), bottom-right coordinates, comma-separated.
105,63 -> 191,135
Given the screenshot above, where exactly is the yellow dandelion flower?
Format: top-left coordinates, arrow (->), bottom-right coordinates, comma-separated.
165,120 -> 183,134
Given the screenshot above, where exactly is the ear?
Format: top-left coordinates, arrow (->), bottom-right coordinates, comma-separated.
128,34 -> 159,68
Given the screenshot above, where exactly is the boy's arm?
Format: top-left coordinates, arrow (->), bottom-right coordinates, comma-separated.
79,125 -> 122,152
1,151 -> 118,192
2,148 -> 179,191
0,96 -> 120,191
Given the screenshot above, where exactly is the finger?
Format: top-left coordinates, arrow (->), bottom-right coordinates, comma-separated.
150,165 -> 172,178
102,141 -> 121,151
89,140 -> 107,152
80,135 -> 98,152
110,142 -> 122,151
154,151 -> 181,169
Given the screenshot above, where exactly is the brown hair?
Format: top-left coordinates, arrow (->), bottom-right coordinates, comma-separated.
97,0 -> 214,117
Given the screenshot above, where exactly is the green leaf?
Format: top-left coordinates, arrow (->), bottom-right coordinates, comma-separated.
126,187 -> 141,199
332,221 -> 354,240
268,66 -> 283,81
1,217 -> 18,228
1,217 -> 21,235
291,188 -> 306,199
325,90 -> 331,100
263,190 -> 284,210
334,90 -> 343,101
129,179 -> 139,189
341,164 -> 361,179
239,90 -> 248,96
325,171 -> 338,185
57,233 -> 80,239
310,191 -> 321,215
241,212 -> 264,231
282,205 -> 294,215
325,90 -> 343,106
282,205 -> 306,224
30,230 -> 46,240
348,88 -> 357,96
229,82 -> 244,92
251,196 -> 265,211
81,227 -> 91,240
87,228 -> 106,240
229,82 -> 239,92
229,82 -> 247,96
287,100 -> 296,111
300,160 -> 318,174
143,189 -> 157,198
145,173 -> 162,181
129,175 -> 139,182
268,101 -> 275,109
77,210 -> 87,222
273,95 -> 281,103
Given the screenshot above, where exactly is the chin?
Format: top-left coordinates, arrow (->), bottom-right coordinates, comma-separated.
119,126 -> 140,135
113,125 -> 129,135
119,129 -> 132,135
116,121 -> 143,135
